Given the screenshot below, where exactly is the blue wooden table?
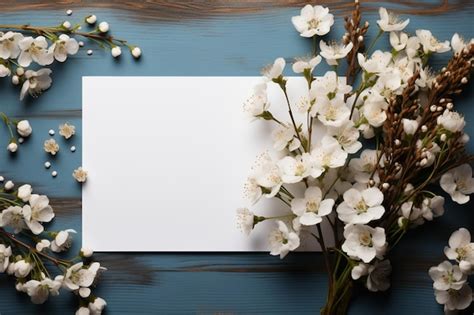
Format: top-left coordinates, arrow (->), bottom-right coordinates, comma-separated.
0,1 -> 473,314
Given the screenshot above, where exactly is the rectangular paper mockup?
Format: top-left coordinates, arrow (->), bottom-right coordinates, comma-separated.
82,76 -> 324,252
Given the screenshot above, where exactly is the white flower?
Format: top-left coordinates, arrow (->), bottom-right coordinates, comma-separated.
7,142 -> 18,153
36,239 -> 51,252
4,180 -> 14,191
271,124 -> 295,151
310,71 -> 351,102
236,208 -> 255,235
291,5 -> 334,37
351,262 -> 369,280
357,51 -> 392,74
0,206 -> 27,233
49,34 -> 79,62
435,283 -> 472,311
389,32 -> 408,51
319,40 -> 353,66
451,33 -> 473,54
291,186 -> 334,226
315,98 -> 350,127
327,122 -> 362,154
17,184 -> 32,202
420,196 -> 445,221
14,259 -> 33,278
374,72 -> 402,98
23,194 -> 55,235
18,36 -> 53,67
366,259 -> 392,292
89,297 -> 107,315
0,244 -> 12,273
43,138 -> 59,155
377,8 -> 409,32
269,221 -> 300,259
23,277 -> 61,304
20,68 -> 53,101
342,224 -> 386,263
98,22 -> 109,33
311,136 -> 348,169
17,120 -> 32,137
440,164 -> 474,204
63,262 -> 96,292
429,261 -> 466,291
243,177 -> 263,205
111,46 -> 121,58
51,229 -> 76,252
251,153 -> 282,198
337,187 -> 385,224
243,83 -> 269,118
0,64 -> 10,77
437,109 -> 465,133
402,118 -> 419,135
444,228 -> 474,274
0,31 -> 23,59
292,55 -> 322,73
262,57 -> 285,81
278,154 -> 322,183
416,30 -> 450,54
362,94 -> 388,127
73,167 -> 88,183
131,46 -> 142,59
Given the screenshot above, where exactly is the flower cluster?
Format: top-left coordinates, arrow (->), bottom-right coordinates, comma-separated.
0,178 -> 106,314
429,228 -> 473,312
0,14 -> 140,101
236,3 -> 473,314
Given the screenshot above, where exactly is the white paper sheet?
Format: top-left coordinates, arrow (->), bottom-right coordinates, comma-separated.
82,77 -> 326,252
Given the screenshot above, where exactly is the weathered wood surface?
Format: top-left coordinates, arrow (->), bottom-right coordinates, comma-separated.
0,1 -> 473,314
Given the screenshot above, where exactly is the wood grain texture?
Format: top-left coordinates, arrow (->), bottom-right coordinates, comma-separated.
0,1 -> 473,314
1,0 -> 472,20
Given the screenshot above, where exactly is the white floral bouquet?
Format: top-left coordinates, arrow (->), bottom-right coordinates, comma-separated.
236,2 -> 473,314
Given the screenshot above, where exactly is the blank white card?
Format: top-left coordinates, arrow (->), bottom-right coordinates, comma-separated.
82,77 -> 324,252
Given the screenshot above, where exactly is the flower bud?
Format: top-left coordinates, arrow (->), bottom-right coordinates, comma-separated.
7,142 -> 17,153
131,46 -> 142,58
398,217 -> 408,229
17,184 -> 32,202
80,247 -> 94,258
98,21 -> 109,33
62,21 -> 72,29
440,134 -> 447,142
4,180 -> 14,191
16,120 -> 32,137
111,46 -> 122,58
66,9 -> 73,16
16,67 -> 24,76
461,77 -> 468,84
11,75 -> 19,85
86,14 -> 97,25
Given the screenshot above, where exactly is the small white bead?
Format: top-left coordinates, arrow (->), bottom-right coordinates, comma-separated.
49,129 -> 55,136
51,171 -> 58,177
86,15 -> 97,25
70,146 -> 76,152
79,41 -> 84,47
87,49 -> 93,56
18,137 -> 24,144
421,125 -> 428,132
44,161 -> 51,169
66,9 -> 73,16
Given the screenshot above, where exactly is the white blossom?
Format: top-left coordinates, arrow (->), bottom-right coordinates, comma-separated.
251,153 -> 282,198
444,228 -> 474,274
20,69 -> 52,101
337,187 -> 385,224
43,138 -> 59,155
366,259 -> 392,292
98,22 -> 109,33
51,229 -> 76,252
0,206 -> 27,233
420,196 -> 445,221
416,30 -> 450,54
430,261 -> 467,292
0,244 -> 12,273
13,259 -> 33,278
272,124 -> 295,151
319,40 -> 353,66
88,297 -> 107,315
23,194 -> 55,235
291,186 -> 334,226
311,136 -> 348,169
310,71 -> 351,102
111,46 -> 121,58
327,122 -> 362,154
389,32 -> 408,51
23,276 -> 61,304
0,64 -> 10,77
7,142 -> 18,153
269,221 -> 300,259
357,51 -> 392,74
18,36 -> 53,67
435,283 -> 472,311
85,15 -> 97,25
17,184 -> 32,202
262,57 -> 285,81
292,55 -> 322,73
131,47 -> 142,59
291,5 -> 334,37
0,31 -> 23,59
377,8 -> 409,32
315,97 -> 350,127
362,94 -> 388,127
342,224 -> 386,263
243,83 -> 269,118
437,109 -> 465,133
236,208 -> 255,235
402,118 -> 419,135
440,164 -> 474,204
451,33 -> 473,54
17,120 -> 32,137
63,262 -> 96,293
278,154 -> 322,184
49,34 -> 79,62
36,239 -> 51,252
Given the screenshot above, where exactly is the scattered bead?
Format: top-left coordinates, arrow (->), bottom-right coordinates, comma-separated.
62,21 -> 71,29
87,49 -> 93,56
52,171 -> 58,177
85,14 -> 97,25
44,161 -> 51,169
79,41 -> 84,47
49,129 -> 55,136
66,9 -> 73,16
70,146 -> 76,152
18,137 -> 24,144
